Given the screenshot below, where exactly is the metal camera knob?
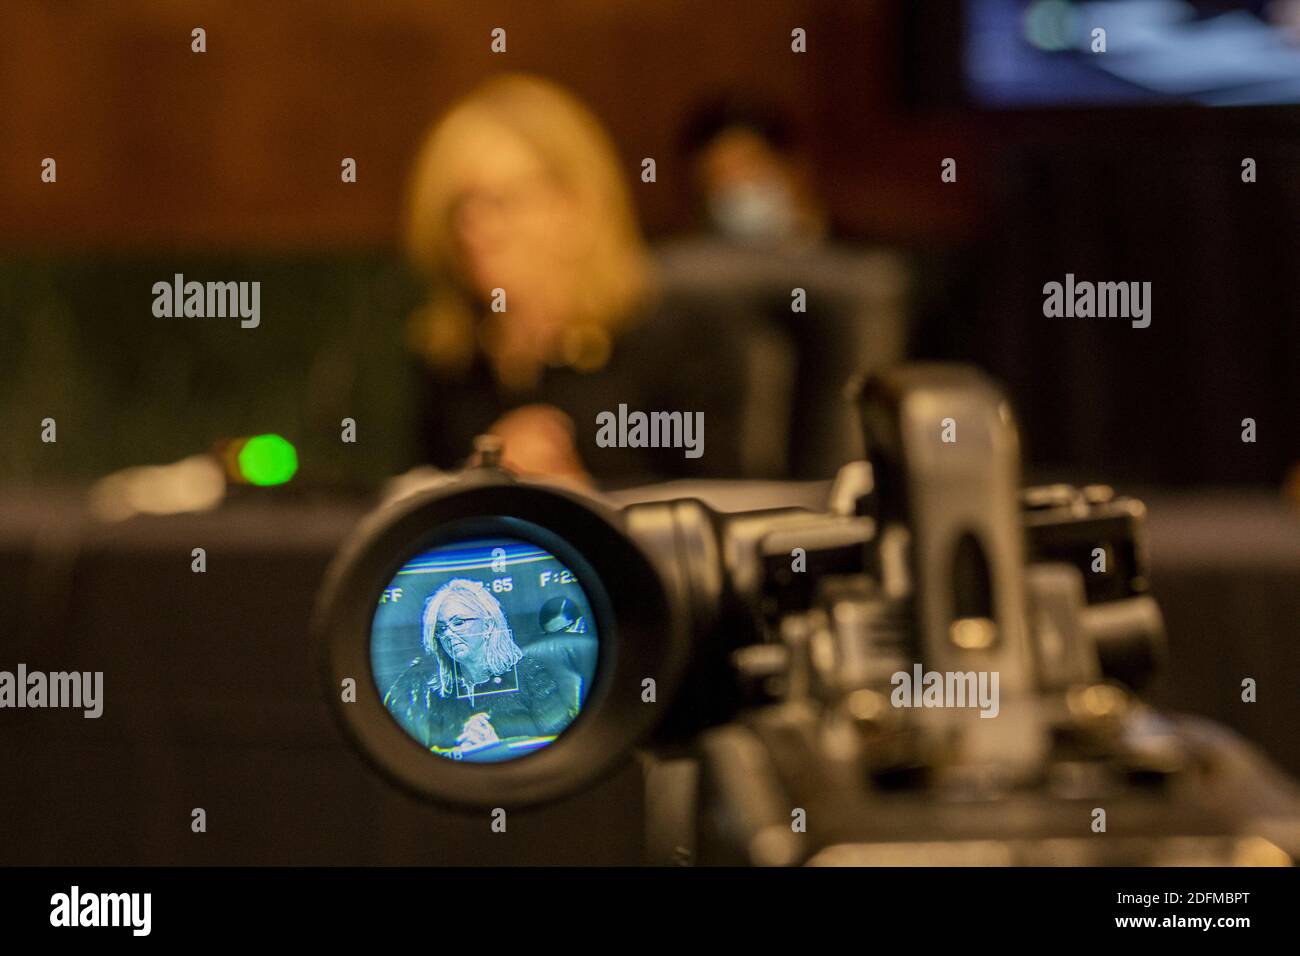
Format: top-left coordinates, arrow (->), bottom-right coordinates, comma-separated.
472,434 -> 505,470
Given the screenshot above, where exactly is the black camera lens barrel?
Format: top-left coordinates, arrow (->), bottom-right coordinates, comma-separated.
313,469 -> 688,808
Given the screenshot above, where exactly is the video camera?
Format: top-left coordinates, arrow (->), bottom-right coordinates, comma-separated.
314,364 -> 1300,865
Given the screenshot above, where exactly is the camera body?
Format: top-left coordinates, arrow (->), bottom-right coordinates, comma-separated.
315,364 -> 1300,865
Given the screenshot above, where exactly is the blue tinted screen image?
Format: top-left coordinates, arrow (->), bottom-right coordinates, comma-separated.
371,528 -> 599,762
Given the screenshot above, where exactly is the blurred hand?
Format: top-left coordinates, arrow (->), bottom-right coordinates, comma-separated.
457,713 -> 500,751
487,403 -> 591,486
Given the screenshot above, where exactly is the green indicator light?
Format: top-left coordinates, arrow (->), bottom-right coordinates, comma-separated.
238,434 -> 298,486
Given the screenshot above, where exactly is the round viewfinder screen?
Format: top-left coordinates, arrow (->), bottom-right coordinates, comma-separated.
370,527 -> 598,762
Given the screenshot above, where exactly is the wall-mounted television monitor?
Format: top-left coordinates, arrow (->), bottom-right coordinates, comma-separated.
962,0 -> 1300,107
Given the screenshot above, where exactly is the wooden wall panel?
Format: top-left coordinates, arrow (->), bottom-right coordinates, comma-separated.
0,0 -> 974,250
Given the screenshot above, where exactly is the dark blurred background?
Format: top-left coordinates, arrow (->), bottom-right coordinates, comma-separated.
1,0 -> 1297,864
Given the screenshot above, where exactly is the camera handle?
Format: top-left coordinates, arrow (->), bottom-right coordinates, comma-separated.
639,364 -> 1052,863
856,364 -> 1035,694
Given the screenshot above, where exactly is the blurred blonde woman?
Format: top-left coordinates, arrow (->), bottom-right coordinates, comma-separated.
403,74 -> 748,486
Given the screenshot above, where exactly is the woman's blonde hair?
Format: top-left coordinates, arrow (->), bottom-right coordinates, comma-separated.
422,578 -> 523,698
404,74 -> 652,374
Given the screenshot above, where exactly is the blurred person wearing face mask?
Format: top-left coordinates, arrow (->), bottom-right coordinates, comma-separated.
404,74 -> 751,486
680,95 -> 829,251
656,94 -> 911,481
